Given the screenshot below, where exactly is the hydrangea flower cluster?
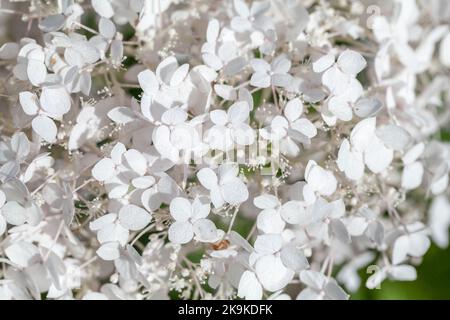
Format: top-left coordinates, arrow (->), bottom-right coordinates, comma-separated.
0,0 -> 449,300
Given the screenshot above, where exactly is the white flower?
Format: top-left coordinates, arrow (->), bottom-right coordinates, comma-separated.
202,19 -> 246,75
19,86 -> 71,143
297,270 -> 348,300
337,117 -> 394,180
248,234 -> 308,292
152,108 -> 207,163
197,163 -> 249,208
392,223 -> 430,265
237,271 -> 263,300
205,101 -> 254,151
366,263 -> 417,290
90,205 -> 152,260
230,0 -> 271,33
168,197 -> 222,244
313,49 -> 366,99
91,142 -> 151,198
260,98 -> 317,156
345,207 -> 384,246
14,42 -> 47,86
303,160 -> 337,203
401,143 -> 425,190
250,54 -> 292,88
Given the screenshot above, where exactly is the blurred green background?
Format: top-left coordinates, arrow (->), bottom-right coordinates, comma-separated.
352,244 -> 450,299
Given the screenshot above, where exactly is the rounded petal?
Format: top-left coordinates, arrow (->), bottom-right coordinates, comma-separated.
168,221 -> 193,244
193,218 -> 220,242
257,209 -> 286,234
255,255 -> 294,292
337,49 -> 367,75
118,204 -> 152,231
40,86 -> 71,116
169,197 -> 192,222
238,271 -> 263,300
32,115 -> 57,143
92,158 -> 115,182
19,91 -> 39,116
221,177 -> 249,205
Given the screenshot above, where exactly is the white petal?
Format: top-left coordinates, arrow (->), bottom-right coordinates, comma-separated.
366,269 -> 387,289
92,0 -> 114,18
32,115 -> 57,143
161,107 -> 188,125
250,72 -> 270,88
193,219 -> 220,242
407,234 -> 430,258
402,143 -> 425,165
364,137 -> 393,174
27,60 -> 47,86
138,70 -> 158,94
99,18 -> 116,39
250,59 -> 270,72
40,86 -> 71,116
206,19 -> 220,43
131,176 -> 155,189
3,201 -> 27,225
271,55 -> 291,74
350,118 -> 376,152
191,198 -> 210,220
392,235 -> 409,265
337,49 -> 366,75
257,209 -> 286,234
291,119 -> 317,138
255,255 -> 294,292
168,221 -> 193,244
228,101 -> 249,124
118,204 -> 151,231
214,84 -> 236,101
280,201 -> 307,225
124,149 -> 147,175
210,186 -> 225,208
238,271 -> 263,300
254,234 -> 282,254
284,98 -> 303,122
97,223 -> 129,246
312,54 -> 335,73
223,57 -> 247,76
5,241 -> 39,267
401,162 -> 423,190
328,96 -> 352,121
300,270 -> 327,290
170,64 -> 189,87
107,107 -> 137,124
221,177 -> 249,205
376,124 -> 411,151
253,194 -> 279,209
97,242 -> 120,261
19,91 -> 39,116
92,158 -> 115,182
354,97 -> 383,118
389,265 -> 416,281
280,244 -> 309,272
337,139 -> 365,181
89,213 -> 117,231
169,197 -> 192,222
197,168 -> 218,190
